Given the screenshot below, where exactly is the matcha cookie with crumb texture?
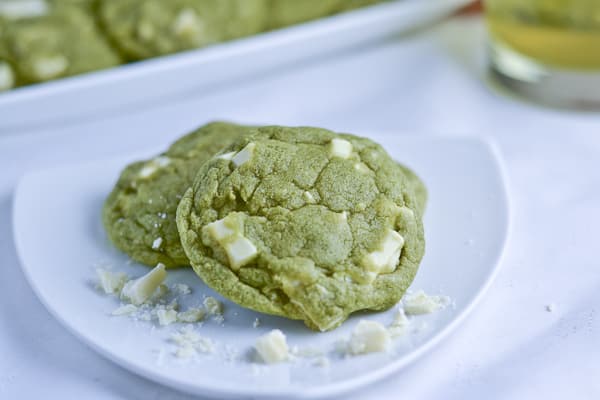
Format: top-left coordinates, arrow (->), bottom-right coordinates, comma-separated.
176,126 -> 425,331
99,0 -> 268,61
103,122 -> 252,268
266,0 -> 340,29
0,2 -> 120,86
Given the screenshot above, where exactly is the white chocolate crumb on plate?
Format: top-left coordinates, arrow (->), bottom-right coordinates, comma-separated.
156,309 -> 178,326
120,263 -> 167,305
347,320 -> 390,355
172,283 -> 191,295
111,304 -> 138,316
96,268 -> 128,295
255,329 -> 289,364
402,290 -> 450,315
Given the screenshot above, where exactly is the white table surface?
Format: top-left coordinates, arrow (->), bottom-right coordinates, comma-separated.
1,16 -> 599,399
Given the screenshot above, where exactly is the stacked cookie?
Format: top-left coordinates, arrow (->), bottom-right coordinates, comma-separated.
104,122 -> 426,331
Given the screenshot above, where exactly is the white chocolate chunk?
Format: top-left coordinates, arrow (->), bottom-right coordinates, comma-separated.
177,307 -> 206,323
138,165 -> 157,178
206,217 -> 235,241
153,156 -> 171,167
224,236 -> 257,269
170,328 -> 214,356
32,55 -> 68,80
111,304 -> 138,316
330,138 -> 353,159
205,213 -> 257,269
354,162 -> 371,173
388,308 -> 410,337
0,0 -> 48,19
232,143 -> 255,166
255,329 -> 289,364
120,263 -> 167,305
363,230 -> 405,274
203,297 -> 223,315
96,268 -> 128,295
139,157 -> 171,178
156,309 -> 178,326
151,237 -> 163,250
0,62 -> 15,91
217,151 -> 236,160
348,320 -> 391,355
303,191 -> 315,203
402,290 -> 450,315
172,283 -> 191,295
172,8 -> 203,38
150,284 -> 169,303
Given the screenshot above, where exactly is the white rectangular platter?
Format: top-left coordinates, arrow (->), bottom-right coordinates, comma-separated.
0,0 -> 471,131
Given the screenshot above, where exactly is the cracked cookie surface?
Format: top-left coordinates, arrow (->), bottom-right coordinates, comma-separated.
103,122 -> 252,268
99,0 -> 268,61
176,126 -> 425,331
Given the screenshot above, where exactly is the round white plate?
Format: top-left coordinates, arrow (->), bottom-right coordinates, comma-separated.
12,134 -> 509,399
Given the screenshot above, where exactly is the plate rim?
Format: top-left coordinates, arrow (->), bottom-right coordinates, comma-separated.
12,134 -> 510,399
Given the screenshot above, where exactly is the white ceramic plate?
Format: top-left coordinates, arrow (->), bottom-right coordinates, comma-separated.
12,134 -> 509,399
0,0 -> 472,131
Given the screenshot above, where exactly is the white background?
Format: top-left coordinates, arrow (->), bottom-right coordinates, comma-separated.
1,16 -> 599,399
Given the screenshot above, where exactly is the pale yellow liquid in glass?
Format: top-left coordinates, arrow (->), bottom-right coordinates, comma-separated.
486,0 -> 600,70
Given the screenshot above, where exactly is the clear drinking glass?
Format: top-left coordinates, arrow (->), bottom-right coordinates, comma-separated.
485,0 -> 600,109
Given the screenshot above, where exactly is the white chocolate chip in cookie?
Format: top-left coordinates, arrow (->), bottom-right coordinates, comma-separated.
329,138 -> 353,159
232,143 -> 256,167
172,8 -> 204,40
0,62 -> 15,91
224,236 -> 257,269
32,55 -> 68,80
362,229 -> 405,276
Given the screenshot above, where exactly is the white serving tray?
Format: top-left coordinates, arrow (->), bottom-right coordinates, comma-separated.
0,0 -> 471,131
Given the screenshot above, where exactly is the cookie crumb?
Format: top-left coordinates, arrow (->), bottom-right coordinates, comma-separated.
172,283 -> 191,295
402,290 -> 450,315
255,329 -> 289,364
204,297 -> 223,315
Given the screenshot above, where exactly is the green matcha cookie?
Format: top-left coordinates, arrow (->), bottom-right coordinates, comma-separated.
266,0 -> 386,30
0,2 -> 120,86
176,126 -> 425,331
266,0 -> 341,29
103,122 -> 252,268
98,0 -> 268,61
